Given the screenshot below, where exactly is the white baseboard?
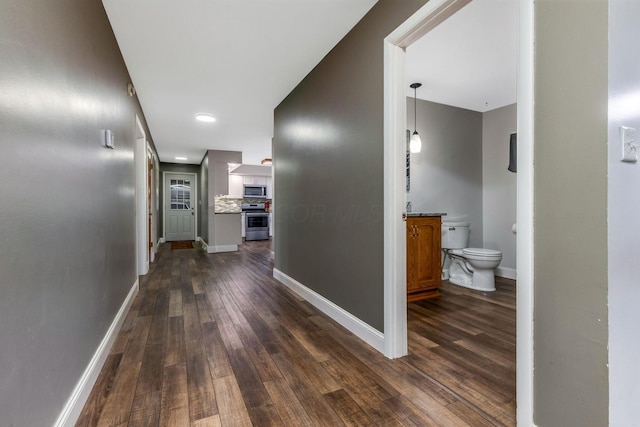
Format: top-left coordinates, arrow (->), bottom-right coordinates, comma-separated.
496,266 -> 517,280
207,244 -> 238,253
197,236 -> 208,251
54,279 -> 139,427
273,269 -> 385,354
159,237 -> 166,244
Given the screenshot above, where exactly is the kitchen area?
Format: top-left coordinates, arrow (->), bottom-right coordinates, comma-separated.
210,160 -> 273,251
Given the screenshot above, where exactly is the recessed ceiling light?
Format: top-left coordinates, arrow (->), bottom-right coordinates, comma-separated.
195,113 -> 216,123
175,156 -> 187,161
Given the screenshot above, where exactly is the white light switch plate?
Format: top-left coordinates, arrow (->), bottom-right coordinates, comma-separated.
621,126 -> 637,163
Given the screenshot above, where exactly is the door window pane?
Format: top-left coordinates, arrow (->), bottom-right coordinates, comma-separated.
170,179 -> 191,210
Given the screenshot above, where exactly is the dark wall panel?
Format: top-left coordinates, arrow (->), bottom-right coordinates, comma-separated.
0,0 -> 153,424
273,0 -> 426,332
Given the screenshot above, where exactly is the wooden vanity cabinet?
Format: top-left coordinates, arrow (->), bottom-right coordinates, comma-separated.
406,216 -> 442,301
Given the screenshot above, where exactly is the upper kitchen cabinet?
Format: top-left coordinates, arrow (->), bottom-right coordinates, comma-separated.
229,174 -> 244,198
229,164 -> 273,199
213,162 -> 229,197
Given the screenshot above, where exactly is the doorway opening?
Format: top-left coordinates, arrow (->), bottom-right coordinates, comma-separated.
382,0 -> 534,424
135,116 -> 150,276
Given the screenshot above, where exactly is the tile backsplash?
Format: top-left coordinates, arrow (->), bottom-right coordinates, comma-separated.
214,197 -> 270,213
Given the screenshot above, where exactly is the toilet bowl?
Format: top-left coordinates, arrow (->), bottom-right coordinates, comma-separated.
448,247 -> 502,291
441,222 -> 502,292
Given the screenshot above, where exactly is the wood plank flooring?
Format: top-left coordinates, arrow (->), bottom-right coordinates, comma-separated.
77,241 -> 515,426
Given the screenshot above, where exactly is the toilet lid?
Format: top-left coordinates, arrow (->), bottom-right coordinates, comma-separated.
463,247 -> 502,257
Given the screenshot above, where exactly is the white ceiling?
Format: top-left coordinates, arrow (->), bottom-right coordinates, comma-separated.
407,0 -> 517,113
103,0 -> 516,166
102,0 -> 378,164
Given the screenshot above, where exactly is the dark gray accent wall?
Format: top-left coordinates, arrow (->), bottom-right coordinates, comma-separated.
159,162 -> 201,239
407,99 -> 483,248
273,0 -> 427,332
0,0 -> 154,424
534,0 -> 609,424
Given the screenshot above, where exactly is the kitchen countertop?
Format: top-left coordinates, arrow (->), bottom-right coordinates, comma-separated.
404,212 -> 447,217
215,211 -> 241,214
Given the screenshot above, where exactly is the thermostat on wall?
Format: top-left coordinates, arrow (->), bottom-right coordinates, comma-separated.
103,129 -> 114,149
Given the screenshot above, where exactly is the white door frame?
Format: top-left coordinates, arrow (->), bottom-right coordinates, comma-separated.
382,0 -> 534,425
162,171 -> 198,242
135,115 -> 149,276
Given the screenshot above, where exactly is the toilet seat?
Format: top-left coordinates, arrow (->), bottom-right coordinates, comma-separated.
463,248 -> 501,257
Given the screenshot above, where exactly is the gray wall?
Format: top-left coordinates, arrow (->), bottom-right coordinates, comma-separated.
200,155 -> 209,244
482,104 -> 517,273
206,150 -> 242,245
534,0 -> 609,425
608,0 -> 640,424
407,99 -> 484,249
273,0 -> 427,333
0,0 -> 154,424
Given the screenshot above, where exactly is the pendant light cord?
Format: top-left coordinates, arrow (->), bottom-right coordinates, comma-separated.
414,86 -> 417,133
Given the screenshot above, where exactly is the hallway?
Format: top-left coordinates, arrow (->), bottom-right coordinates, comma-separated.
77,241 -> 515,426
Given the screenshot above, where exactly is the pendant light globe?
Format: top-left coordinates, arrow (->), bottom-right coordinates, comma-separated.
409,82 -> 422,153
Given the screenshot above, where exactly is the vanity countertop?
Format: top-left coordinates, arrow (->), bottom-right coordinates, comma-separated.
404,212 -> 447,217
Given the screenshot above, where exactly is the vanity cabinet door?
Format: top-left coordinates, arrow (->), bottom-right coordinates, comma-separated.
406,216 -> 442,301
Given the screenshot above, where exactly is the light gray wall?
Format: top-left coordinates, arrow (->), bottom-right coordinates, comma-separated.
0,0 -> 154,424
206,150 -> 242,245
608,0 -> 640,424
159,162 -> 201,239
534,0 -> 609,425
407,99 -> 484,248
482,104 -> 517,274
273,0 -> 427,332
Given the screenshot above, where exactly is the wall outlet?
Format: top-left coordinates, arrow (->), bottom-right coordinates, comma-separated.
621,126 -> 637,163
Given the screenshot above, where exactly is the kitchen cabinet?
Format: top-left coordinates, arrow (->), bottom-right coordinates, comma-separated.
229,174 -> 244,198
213,163 -> 229,196
406,216 -> 442,301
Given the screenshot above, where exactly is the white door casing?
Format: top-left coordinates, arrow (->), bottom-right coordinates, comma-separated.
383,0 -> 534,425
135,116 -> 149,276
164,173 -> 196,242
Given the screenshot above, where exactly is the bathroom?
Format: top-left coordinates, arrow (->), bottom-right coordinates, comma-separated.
405,0 -> 518,287
406,99 -> 517,284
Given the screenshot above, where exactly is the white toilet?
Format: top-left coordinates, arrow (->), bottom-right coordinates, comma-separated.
441,221 -> 502,292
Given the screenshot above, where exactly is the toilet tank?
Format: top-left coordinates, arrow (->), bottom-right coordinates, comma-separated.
441,222 -> 470,249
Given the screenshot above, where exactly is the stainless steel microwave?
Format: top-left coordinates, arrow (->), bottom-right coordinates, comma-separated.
243,184 -> 267,198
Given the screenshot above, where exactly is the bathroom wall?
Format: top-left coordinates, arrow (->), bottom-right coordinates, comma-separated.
482,103 -> 517,277
408,98 -> 517,277
407,98 -> 484,248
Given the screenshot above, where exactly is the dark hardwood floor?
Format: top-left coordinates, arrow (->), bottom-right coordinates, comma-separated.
77,240 -> 515,426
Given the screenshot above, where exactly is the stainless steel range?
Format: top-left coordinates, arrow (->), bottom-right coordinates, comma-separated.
242,203 -> 269,241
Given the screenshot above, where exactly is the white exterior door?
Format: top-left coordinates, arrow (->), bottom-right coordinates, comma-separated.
165,174 -> 195,241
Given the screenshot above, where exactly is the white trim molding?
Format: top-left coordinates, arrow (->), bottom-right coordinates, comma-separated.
54,279 -> 139,427
383,0 -> 475,360
207,244 -> 238,254
516,0 -> 535,425
273,269 -> 385,354
496,266 -> 517,281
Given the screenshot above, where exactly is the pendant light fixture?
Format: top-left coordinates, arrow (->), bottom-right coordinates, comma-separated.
409,82 -> 422,153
